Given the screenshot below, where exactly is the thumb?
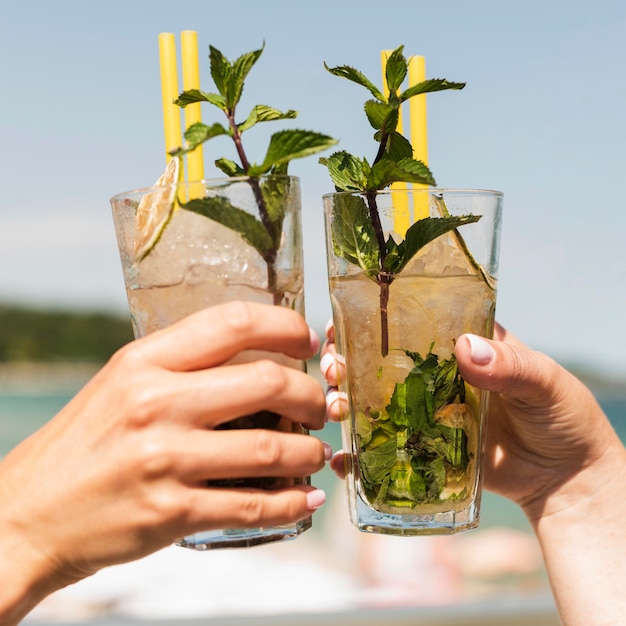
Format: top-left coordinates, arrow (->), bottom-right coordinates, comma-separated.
454,332 -> 567,408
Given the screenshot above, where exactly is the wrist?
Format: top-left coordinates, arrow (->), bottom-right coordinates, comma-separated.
524,440 -> 626,626
522,436 -> 626,527
0,524 -> 75,624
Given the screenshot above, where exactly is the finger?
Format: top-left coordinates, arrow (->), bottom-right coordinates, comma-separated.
325,388 -> 349,423
455,333 -> 571,406
330,450 -> 349,479
136,301 -> 319,371
319,346 -> 346,387
176,430 -> 332,483
154,362 -> 327,430
184,485 -> 327,531
324,319 -> 335,343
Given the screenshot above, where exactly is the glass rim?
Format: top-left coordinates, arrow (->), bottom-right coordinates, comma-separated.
110,174 -> 300,203
322,187 -> 503,201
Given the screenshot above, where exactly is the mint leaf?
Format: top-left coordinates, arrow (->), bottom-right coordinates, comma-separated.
399,78 -> 466,102
323,63 -> 385,101
174,89 -> 226,111
320,151 -> 369,191
356,412 -> 373,447
384,214 -> 481,273
181,196 -> 273,260
383,46 -> 407,94
252,129 -> 337,176
382,131 -> 413,161
355,347 -> 475,508
209,44 -> 264,111
228,46 -> 264,108
181,121 -> 229,152
423,456 -> 446,498
215,157 -> 245,177
364,100 -> 397,133
360,437 -> 398,484
329,193 -> 379,275
366,157 -> 435,190
387,356 -> 436,430
259,176 -> 293,248
208,45 -> 229,99
238,105 -> 297,133
433,356 -> 465,408
436,424 -> 469,469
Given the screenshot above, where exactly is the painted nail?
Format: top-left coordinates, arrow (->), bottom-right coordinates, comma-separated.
320,353 -> 336,381
326,390 -> 348,409
466,334 -> 495,365
324,318 -> 334,339
306,489 -> 326,511
326,390 -> 349,420
309,327 -> 320,354
322,441 -> 333,461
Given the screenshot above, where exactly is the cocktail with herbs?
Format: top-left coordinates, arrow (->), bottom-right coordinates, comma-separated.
322,47 -> 503,534
111,40 -> 335,549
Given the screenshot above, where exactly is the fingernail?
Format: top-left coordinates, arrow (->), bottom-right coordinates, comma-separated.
466,334 -> 495,365
320,353 -> 336,380
326,390 -> 349,416
309,327 -> 320,354
324,318 -> 334,339
306,489 -> 326,511
322,441 -> 333,461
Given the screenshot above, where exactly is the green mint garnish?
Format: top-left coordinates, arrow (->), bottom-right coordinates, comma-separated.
322,45 -> 479,355
357,349 -> 471,509
172,43 -> 337,302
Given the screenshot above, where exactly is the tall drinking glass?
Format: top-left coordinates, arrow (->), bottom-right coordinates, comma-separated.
323,188 -> 503,535
111,174 -> 310,549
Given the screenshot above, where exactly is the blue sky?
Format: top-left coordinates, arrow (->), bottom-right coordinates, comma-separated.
1,0 -> 626,376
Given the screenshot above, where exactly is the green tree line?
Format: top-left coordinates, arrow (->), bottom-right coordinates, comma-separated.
0,305 -> 134,363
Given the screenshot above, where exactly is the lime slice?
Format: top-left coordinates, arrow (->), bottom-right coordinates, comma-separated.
134,157 -> 180,262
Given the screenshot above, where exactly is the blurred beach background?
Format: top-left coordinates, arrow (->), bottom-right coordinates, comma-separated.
2,0 -> 626,623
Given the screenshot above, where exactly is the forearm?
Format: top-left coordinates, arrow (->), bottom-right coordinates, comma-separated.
526,441 -> 626,626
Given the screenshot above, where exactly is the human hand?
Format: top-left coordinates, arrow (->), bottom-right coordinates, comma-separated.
0,302 -> 328,620
321,321 -> 624,521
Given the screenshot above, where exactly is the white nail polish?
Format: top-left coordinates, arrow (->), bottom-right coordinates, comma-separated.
466,334 -> 495,365
320,353 -> 336,380
326,390 -> 348,412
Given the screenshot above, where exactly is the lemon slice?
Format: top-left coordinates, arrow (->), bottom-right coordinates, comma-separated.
134,157 -> 180,262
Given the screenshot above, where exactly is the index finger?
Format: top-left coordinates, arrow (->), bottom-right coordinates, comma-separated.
136,301 -> 319,371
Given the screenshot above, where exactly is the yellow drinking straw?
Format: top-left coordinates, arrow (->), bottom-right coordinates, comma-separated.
158,33 -> 183,167
381,50 -> 430,232
408,55 -> 429,220
180,30 -> 205,186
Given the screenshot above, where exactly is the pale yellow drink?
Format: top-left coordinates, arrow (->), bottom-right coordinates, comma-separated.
111,175 -> 311,548
323,188 -> 503,535
330,271 -> 495,516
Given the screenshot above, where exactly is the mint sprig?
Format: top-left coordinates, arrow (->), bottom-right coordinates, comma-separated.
171,43 -> 337,301
358,349 -> 471,508
173,44 -> 337,177
322,45 -> 476,355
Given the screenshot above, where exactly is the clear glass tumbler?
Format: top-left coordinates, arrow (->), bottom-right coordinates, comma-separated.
111,174 -> 311,549
323,188 -> 503,535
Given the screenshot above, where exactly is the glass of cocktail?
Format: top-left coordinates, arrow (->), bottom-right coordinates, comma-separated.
323,187 -> 503,535
111,171 -> 310,549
